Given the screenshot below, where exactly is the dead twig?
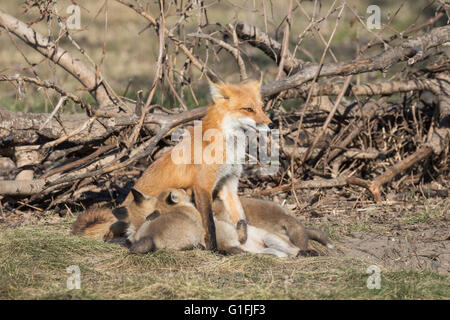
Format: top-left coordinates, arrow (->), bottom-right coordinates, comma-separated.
0,9 -> 115,108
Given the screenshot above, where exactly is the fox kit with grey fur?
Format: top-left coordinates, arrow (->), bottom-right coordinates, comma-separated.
72,188 -> 195,242
214,216 -> 301,258
112,188 -> 204,254
213,197 -> 333,255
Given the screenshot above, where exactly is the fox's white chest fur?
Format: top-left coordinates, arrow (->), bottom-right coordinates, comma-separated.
212,114 -> 269,220
212,116 -> 248,194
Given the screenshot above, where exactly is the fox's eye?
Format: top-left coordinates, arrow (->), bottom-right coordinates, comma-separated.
243,108 -> 254,113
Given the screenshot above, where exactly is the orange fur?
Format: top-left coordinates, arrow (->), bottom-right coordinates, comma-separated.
72,208 -> 124,240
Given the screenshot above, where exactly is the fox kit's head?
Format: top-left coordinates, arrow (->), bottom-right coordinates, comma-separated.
207,73 -> 271,133
155,188 -> 193,213
112,188 -> 192,222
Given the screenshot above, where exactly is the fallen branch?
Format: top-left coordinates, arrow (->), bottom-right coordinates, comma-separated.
252,175 -> 380,197
234,22 -> 303,74
426,73 -> 450,155
368,146 -> 434,202
301,75 -> 353,163
253,176 -> 349,196
261,25 -> 450,97
0,179 -> 45,196
327,100 -> 385,163
0,106 -> 206,146
188,32 -> 247,80
0,9 -> 115,108
283,77 -> 448,98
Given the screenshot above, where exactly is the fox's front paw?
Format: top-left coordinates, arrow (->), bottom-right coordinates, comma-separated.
203,232 -> 218,251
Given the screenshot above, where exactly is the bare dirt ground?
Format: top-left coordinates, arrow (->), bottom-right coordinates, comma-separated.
293,191 -> 449,275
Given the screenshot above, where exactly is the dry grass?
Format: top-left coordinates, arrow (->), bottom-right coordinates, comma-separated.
0,216 -> 448,300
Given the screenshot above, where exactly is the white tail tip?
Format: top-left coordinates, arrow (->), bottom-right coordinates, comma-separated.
327,243 -> 334,249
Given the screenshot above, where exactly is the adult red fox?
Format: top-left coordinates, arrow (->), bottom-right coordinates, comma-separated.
73,75 -> 271,250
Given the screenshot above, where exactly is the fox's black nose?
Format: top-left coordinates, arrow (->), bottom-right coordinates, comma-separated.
268,122 -> 275,130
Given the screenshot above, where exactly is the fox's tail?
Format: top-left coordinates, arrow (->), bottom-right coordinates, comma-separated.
306,229 -> 334,249
72,208 -> 125,240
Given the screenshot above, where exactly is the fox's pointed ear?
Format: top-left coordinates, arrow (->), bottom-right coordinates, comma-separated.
206,72 -> 226,101
131,188 -> 151,204
206,71 -> 221,85
112,207 -> 128,220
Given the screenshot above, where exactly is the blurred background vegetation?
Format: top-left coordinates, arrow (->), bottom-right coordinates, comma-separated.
0,0 -> 446,113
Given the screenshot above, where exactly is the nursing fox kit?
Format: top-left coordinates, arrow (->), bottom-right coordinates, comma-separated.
214,197 -> 333,257
112,188 -> 204,254
73,186 -> 332,256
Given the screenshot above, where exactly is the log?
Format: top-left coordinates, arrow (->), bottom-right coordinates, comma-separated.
0,106 -> 207,145
0,179 -> 45,196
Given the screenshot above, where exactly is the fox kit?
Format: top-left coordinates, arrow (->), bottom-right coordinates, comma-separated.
213,197 -> 333,255
121,75 -> 271,250
72,188 -> 187,240
214,216 -> 300,258
112,188 -> 204,254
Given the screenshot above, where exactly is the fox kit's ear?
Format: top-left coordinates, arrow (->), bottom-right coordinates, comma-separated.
131,188 -> 151,204
206,72 -> 227,101
167,191 -> 180,204
112,207 -> 128,220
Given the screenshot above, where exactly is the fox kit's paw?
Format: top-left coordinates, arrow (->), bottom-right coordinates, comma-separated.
297,250 -> 319,258
223,246 -> 246,255
129,236 -> 154,254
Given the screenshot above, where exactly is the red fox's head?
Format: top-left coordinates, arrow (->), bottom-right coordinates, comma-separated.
207,74 -> 271,133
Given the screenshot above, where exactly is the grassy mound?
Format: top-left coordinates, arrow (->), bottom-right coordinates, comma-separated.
0,218 -> 448,299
